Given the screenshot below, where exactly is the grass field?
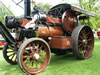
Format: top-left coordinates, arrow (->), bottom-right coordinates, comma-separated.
0,39 -> 100,75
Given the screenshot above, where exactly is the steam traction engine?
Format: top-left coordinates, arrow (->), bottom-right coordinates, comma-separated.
0,0 -> 96,75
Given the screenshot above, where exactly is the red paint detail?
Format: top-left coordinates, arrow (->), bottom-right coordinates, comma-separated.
0,42 -> 5,46
97,32 -> 100,36
47,17 -> 62,24
28,22 -> 34,26
30,22 -> 34,24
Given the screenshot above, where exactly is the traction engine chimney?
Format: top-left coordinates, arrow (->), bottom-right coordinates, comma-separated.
24,0 -> 31,17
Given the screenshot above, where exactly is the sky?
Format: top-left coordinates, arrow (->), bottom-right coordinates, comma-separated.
0,0 -> 78,16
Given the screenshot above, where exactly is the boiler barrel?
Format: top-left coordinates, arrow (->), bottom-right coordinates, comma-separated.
38,26 -> 64,38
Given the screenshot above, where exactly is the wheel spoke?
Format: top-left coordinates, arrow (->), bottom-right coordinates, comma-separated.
87,45 -> 91,50
40,50 -> 45,53
28,60 -> 33,67
24,49 -> 30,54
31,60 -> 35,69
78,40 -> 83,43
39,45 -> 43,50
7,51 -> 14,53
11,53 -> 15,60
28,44 -> 31,48
36,43 -> 39,53
8,46 -> 14,50
29,46 -> 35,54
79,45 -> 83,50
82,30 -> 87,39
36,60 -> 39,69
28,44 -> 32,52
14,55 -> 17,62
32,43 -> 35,48
78,43 -> 83,48
79,47 -> 86,56
79,46 -> 83,54
40,54 -> 46,57
23,56 -> 32,58
8,53 -> 15,57
38,46 -> 43,53
23,58 -> 30,64
79,35 -> 84,40
86,32 -> 90,36
80,46 -> 85,55
39,58 -> 44,62
81,50 -> 85,56
87,39 -> 92,42
82,45 -> 87,56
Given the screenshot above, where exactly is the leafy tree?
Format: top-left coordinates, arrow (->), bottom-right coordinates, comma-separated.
78,0 -> 100,29
0,1 -> 14,23
40,3 -> 52,13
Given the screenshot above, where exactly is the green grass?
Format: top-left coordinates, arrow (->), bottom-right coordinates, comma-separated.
0,39 -> 100,75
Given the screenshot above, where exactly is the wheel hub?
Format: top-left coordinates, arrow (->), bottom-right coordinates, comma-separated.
83,39 -> 87,45
33,53 -> 40,60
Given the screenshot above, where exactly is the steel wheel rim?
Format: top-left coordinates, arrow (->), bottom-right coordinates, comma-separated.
21,40 -> 50,74
5,44 -> 17,64
78,26 -> 94,58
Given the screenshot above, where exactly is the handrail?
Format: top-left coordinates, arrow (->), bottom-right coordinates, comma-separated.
12,0 -> 24,9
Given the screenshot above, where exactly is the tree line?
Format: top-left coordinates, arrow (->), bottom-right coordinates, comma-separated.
0,0 -> 100,30
0,1 -> 14,24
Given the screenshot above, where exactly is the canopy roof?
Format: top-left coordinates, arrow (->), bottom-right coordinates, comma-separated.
48,3 -> 96,17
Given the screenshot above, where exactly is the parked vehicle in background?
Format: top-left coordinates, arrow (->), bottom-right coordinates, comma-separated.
0,34 -> 5,47
95,28 -> 100,39
92,29 -> 98,38
0,34 -> 5,50
0,33 -> 15,48
97,32 -> 100,39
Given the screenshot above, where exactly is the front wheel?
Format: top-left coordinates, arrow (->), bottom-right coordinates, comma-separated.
72,25 -> 94,59
17,38 -> 51,75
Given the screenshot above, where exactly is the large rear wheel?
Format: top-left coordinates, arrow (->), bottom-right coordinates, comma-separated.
72,25 -> 94,59
17,38 -> 51,75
